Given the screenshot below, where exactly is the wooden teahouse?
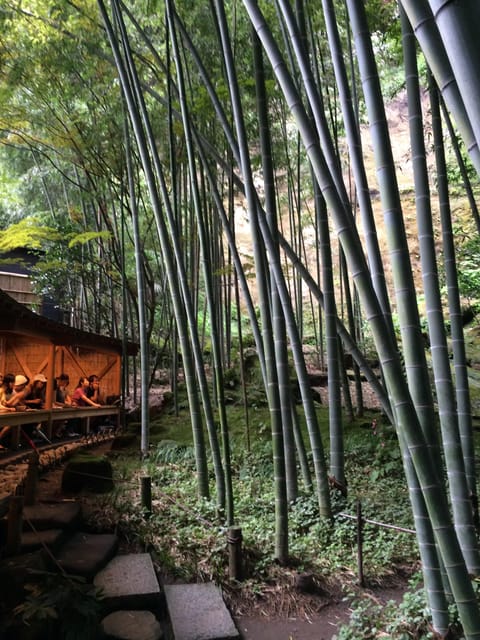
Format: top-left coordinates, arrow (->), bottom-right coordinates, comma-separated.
0,288 -> 138,440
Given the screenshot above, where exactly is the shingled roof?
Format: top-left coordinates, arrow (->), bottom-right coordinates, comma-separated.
0,288 -> 138,356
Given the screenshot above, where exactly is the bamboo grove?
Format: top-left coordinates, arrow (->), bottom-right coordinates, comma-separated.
2,1 -> 480,636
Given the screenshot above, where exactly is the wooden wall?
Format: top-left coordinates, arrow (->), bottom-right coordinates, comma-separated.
0,272 -> 39,309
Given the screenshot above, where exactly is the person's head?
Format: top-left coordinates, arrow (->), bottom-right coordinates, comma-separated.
57,373 -> 69,387
88,375 -> 99,387
3,373 -> 14,389
77,377 -> 89,388
14,374 -> 29,393
33,374 -> 47,388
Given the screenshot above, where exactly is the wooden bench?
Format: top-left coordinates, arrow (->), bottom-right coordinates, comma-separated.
0,406 -> 121,448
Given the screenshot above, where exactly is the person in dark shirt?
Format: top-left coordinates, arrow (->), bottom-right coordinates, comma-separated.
54,373 -> 72,407
24,374 -> 47,409
86,375 -> 104,405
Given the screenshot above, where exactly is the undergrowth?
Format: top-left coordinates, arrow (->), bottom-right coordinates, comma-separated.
83,399 -> 480,638
83,411 -> 461,637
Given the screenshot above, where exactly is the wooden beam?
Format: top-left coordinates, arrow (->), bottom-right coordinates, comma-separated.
10,342 -> 33,380
63,346 -> 88,380
96,357 -> 117,381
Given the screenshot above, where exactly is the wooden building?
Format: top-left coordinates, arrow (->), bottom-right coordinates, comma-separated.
0,248 -> 39,309
0,288 -> 137,408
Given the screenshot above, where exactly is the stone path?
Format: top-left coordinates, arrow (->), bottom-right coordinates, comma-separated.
0,441 -> 241,640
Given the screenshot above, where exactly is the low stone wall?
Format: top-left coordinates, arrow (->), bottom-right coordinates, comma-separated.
0,435 -> 114,508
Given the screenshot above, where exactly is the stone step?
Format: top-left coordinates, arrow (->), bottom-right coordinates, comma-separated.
0,500 -> 82,545
20,527 -> 67,553
94,553 -> 162,612
22,500 -> 82,531
53,531 -> 118,579
164,583 -> 240,640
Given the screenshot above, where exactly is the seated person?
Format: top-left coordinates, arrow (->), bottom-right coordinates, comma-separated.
53,373 -> 78,438
1,374 -> 32,447
54,373 -> 72,407
0,373 -> 16,411
5,374 -> 30,409
22,374 -> 49,442
87,375 -> 104,405
72,377 -> 101,408
0,373 -> 16,449
24,374 -> 47,409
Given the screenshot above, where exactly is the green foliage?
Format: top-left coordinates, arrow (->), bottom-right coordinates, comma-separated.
67,229 -> 112,248
101,409 -> 418,594
336,572 -> 472,639
14,571 -> 103,640
0,216 -> 60,251
360,418 -> 402,482
150,440 -> 196,465
455,233 -> 480,304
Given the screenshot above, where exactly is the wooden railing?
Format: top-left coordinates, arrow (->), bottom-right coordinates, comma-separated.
0,405 -> 121,448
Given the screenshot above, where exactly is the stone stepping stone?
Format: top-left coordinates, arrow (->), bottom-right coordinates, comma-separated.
94,553 -> 161,611
164,583 -> 239,640
101,610 -> 163,640
23,501 -> 82,531
20,528 -> 66,553
0,501 -> 82,541
54,532 -> 118,579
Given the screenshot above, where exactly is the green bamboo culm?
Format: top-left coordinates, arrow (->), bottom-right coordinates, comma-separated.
241,1 -> 480,635
401,6 -> 480,577
165,0 -> 233,524
99,0 -> 211,498
210,0 -> 289,562
252,27 -> 299,504
428,69 -> 478,521
398,0 -> 480,176
426,0 -> 480,162
124,114 -> 150,457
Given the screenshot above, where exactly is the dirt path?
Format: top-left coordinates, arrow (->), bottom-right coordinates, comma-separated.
236,606 -> 351,640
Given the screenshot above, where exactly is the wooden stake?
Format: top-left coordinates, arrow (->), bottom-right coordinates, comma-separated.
357,500 -> 365,587
141,476 -> 152,519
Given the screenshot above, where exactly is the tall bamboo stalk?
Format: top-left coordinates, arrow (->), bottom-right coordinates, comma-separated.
99,0 -> 211,498
166,0 -> 233,524
252,27 -> 298,504
210,0 -> 288,560
399,0 -> 480,177
241,2 -> 480,634
124,113 -> 150,456
429,70 -> 478,518
401,6 -> 480,576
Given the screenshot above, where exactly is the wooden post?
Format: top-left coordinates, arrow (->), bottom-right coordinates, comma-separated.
45,343 -> 55,439
227,527 -> 243,581
141,477 -> 152,519
24,451 -> 40,506
357,500 -> 365,587
6,496 -> 24,557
